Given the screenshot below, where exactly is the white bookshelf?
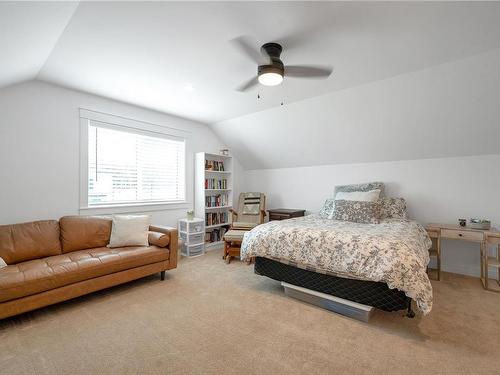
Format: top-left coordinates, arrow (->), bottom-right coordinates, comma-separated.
194,152 -> 233,251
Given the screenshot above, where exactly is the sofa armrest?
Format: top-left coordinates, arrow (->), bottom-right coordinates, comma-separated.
149,225 -> 178,269
148,231 -> 170,248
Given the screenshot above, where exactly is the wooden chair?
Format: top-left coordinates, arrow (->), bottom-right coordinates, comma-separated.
223,192 -> 266,264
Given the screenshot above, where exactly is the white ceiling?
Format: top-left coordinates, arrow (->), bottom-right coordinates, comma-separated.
0,1 -> 78,87
2,1 -> 500,124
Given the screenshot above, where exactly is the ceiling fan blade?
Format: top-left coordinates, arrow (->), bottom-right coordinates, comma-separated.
236,76 -> 259,92
285,65 -> 333,79
230,36 -> 263,64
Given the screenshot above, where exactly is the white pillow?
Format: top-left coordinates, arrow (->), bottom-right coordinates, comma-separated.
0,257 -> 7,269
108,215 -> 151,248
334,189 -> 381,202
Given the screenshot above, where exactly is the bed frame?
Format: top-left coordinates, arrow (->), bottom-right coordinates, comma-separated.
254,256 -> 415,318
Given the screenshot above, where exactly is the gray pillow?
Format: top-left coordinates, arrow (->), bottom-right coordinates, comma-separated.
334,182 -> 385,198
379,197 -> 408,220
318,198 -> 335,219
332,200 -> 381,224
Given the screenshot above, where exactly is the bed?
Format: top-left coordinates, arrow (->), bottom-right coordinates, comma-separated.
240,214 -> 433,316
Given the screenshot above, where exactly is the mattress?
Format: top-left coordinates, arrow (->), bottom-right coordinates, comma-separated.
255,256 -> 410,312
241,214 -> 433,314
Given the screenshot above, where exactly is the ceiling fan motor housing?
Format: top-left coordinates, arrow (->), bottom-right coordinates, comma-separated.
261,42 -> 283,59
258,64 -> 284,76
259,42 -> 284,77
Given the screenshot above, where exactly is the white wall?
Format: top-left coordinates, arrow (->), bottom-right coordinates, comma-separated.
0,80 -> 241,227
211,49 -> 500,278
243,154 -> 500,277
212,48 -> 500,170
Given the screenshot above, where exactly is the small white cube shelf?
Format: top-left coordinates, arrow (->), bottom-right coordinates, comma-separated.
178,218 -> 205,257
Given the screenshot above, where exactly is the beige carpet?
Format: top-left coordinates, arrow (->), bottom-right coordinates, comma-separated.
1,250 -> 499,375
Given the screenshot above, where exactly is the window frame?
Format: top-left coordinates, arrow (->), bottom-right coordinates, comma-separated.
79,108 -> 191,215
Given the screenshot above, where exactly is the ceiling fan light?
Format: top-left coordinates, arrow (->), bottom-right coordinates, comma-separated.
258,72 -> 283,86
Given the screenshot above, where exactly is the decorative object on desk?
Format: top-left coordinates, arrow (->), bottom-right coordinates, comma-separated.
187,210 -> 194,221
219,147 -> 229,156
470,218 -> 491,230
458,219 -> 466,227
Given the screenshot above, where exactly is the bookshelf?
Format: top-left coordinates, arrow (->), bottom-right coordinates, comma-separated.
194,152 -> 233,250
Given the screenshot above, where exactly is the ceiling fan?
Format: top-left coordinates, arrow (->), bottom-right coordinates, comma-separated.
232,36 -> 333,92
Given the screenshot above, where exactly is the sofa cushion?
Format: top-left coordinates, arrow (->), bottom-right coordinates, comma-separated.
0,220 -> 62,265
148,231 -> 170,248
0,246 -> 169,303
108,215 -> 150,248
60,216 -> 112,253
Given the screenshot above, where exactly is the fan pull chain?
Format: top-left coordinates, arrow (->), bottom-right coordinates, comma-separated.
256,92 -> 284,106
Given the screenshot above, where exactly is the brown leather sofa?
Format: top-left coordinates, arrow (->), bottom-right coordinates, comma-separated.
0,216 -> 178,319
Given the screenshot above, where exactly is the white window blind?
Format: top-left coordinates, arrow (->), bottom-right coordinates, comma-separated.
87,122 -> 185,206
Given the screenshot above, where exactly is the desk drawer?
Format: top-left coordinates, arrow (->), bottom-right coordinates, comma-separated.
441,229 -> 484,242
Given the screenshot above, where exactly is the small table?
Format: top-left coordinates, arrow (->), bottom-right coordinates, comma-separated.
268,209 -> 306,221
425,223 -> 500,291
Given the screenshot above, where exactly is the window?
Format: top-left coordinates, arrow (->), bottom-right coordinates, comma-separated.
81,112 -> 186,209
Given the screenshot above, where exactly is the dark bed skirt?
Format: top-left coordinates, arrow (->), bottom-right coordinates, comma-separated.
254,257 -> 410,312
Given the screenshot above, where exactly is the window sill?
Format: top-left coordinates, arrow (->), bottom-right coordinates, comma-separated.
79,201 -> 190,215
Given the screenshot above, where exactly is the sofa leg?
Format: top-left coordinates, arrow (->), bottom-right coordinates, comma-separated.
160,271 -> 165,281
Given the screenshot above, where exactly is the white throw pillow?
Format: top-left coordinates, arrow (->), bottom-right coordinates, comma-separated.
108,215 -> 151,248
334,189 -> 381,202
0,257 -> 7,269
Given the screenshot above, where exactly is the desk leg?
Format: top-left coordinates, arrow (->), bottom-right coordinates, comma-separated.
482,241 -> 488,290
480,241 -> 484,280
437,236 -> 441,281
497,244 -> 500,286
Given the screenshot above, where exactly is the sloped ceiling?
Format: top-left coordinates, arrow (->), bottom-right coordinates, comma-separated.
212,48 -> 500,169
2,1 -> 500,125
0,2 -> 79,87
2,2 -> 500,169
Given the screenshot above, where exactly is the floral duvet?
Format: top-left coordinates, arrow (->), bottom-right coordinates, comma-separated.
241,215 -> 433,314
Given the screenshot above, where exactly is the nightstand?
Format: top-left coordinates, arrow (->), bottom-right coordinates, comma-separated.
268,209 -> 305,221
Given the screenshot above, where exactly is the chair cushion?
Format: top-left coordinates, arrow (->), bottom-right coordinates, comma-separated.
0,246 -> 169,303
224,230 -> 248,242
0,220 -> 62,264
59,216 -> 112,253
232,222 -> 258,230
